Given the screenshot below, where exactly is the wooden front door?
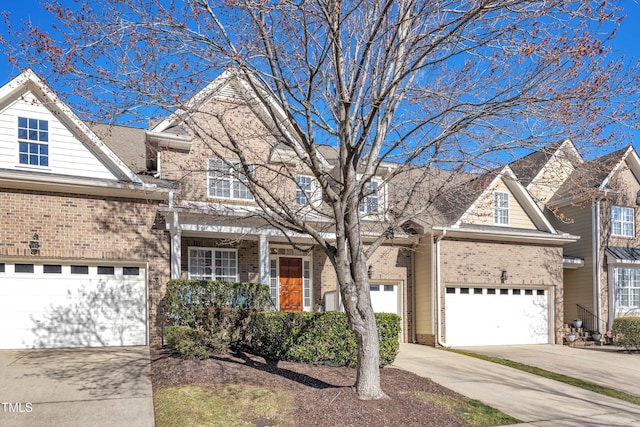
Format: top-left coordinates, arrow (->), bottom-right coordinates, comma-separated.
279,257 -> 303,312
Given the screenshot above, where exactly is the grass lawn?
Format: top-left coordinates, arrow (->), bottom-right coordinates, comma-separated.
154,384 -> 295,427
153,381 -> 520,427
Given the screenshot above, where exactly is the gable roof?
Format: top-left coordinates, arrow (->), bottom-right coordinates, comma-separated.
89,123 -> 148,173
150,68 -> 330,168
549,146 -> 639,205
427,165 -> 556,233
0,69 -> 143,184
509,139 -> 583,188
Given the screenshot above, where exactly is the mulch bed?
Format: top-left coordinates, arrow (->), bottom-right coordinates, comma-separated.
151,350 -> 471,427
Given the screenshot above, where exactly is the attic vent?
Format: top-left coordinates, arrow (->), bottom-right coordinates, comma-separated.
636,190 -> 640,206
216,82 -> 243,101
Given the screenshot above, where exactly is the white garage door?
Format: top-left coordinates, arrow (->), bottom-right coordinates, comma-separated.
445,286 -> 549,346
0,262 -> 147,349
370,284 -> 400,315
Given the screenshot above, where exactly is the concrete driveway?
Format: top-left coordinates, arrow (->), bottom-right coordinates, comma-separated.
0,347 -> 154,427
457,344 -> 640,397
394,343 -> 640,426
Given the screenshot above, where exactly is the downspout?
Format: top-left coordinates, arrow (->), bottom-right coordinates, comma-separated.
593,199 -> 602,330
169,191 -> 181,280
435,230 -> 447,347
411,244 -> 417,343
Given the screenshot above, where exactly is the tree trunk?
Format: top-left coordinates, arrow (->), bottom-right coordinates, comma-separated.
353,301 -> 386,400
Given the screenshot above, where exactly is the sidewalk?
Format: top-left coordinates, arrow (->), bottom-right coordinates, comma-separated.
393,343 -> 640,426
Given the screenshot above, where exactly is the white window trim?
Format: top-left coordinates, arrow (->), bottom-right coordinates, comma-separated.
494,191 -> 509,225
16,116 -> 51,170
207,158 -> 255,201
612,206 -> 635,238
295,174 -> 322,208
187,247 -> 239,281
357,176 -> 386,218
269,247 -> 313,312
614,267 -> 640,313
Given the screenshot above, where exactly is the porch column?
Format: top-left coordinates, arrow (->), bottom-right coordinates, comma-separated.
169,211 -> 181,279
258,234 -> 269,284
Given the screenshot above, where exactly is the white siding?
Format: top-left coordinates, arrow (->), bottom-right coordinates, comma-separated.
0,91 -> 118,180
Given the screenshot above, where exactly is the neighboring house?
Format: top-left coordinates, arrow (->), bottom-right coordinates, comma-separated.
412,166 -> 578,346
539,144 -> 640,333
0,70 -> 171,349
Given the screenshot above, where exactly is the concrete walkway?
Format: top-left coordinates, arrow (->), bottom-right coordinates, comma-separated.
394,343 -> 640,426
0,347 -> 154,427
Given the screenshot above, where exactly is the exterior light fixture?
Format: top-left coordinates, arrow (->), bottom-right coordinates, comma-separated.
368,265 -> 374,279
500,270 -> 508,283
29,233 -> 40,255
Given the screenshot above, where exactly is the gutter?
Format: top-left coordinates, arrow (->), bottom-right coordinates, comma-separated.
431,225 -> 579,244
0,171 -> 169,200
146,131 -> 193,151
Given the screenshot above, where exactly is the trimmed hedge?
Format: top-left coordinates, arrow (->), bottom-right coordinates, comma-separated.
613,317 -> 640,350
165,279 -> 271,326
245,312 -> 401,367
164,325 -> 213,359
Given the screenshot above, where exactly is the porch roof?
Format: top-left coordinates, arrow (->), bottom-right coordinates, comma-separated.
606,246 -> 640,264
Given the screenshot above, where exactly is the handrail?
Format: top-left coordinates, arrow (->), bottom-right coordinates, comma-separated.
576,303 -> 605,333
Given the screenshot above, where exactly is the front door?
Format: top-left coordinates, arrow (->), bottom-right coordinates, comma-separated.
279,257 -> 303,312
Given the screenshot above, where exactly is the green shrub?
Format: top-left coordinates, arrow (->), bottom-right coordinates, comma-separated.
164,325 -> 212,359
245,312 -> 400,367
165,279 -> 271,326
197,306 -> 255,349
613,317 -> 640,350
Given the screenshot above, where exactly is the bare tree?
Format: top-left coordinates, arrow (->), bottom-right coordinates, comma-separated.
4,0 -> 638,399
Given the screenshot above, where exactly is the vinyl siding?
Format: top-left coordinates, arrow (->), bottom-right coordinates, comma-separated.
463,180 -> 537,229
0,91 -> 118,180
414,235 -> 433,337
550,203 -> 594,323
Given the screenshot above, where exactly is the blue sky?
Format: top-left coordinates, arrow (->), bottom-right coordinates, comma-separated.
1,1 -> 639,154
2,1 -> 639,79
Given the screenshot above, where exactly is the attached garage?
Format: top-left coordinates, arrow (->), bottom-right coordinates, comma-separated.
370,282 -> 403,338
0,262 -> 147,349
444,286 -> 550,346
370,283 -> 401,316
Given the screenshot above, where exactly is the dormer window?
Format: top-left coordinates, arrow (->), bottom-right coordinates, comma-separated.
612,206 -> 634,237
208,158 -> 254,200
18,117 -> 48,167
494,191 -> 509,225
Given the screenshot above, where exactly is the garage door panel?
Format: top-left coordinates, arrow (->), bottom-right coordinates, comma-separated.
445,287 -> 549,346
369,284 -> 399,314
0,263 -> 146,349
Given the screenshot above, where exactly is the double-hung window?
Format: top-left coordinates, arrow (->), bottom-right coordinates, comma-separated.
615,267 -> 640,310
296,175 -> 313,205
208,159 -> 254,200
612,206 -> 634,237
18,117 -> 48,167
359,180 -> 379,214
494,192 -> 509,225
188,248 -> 238,281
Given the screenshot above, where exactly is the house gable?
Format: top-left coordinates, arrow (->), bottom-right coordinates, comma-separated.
526,139 -> 583,208
0,70 -> 142,184
456,167 -> 555,232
